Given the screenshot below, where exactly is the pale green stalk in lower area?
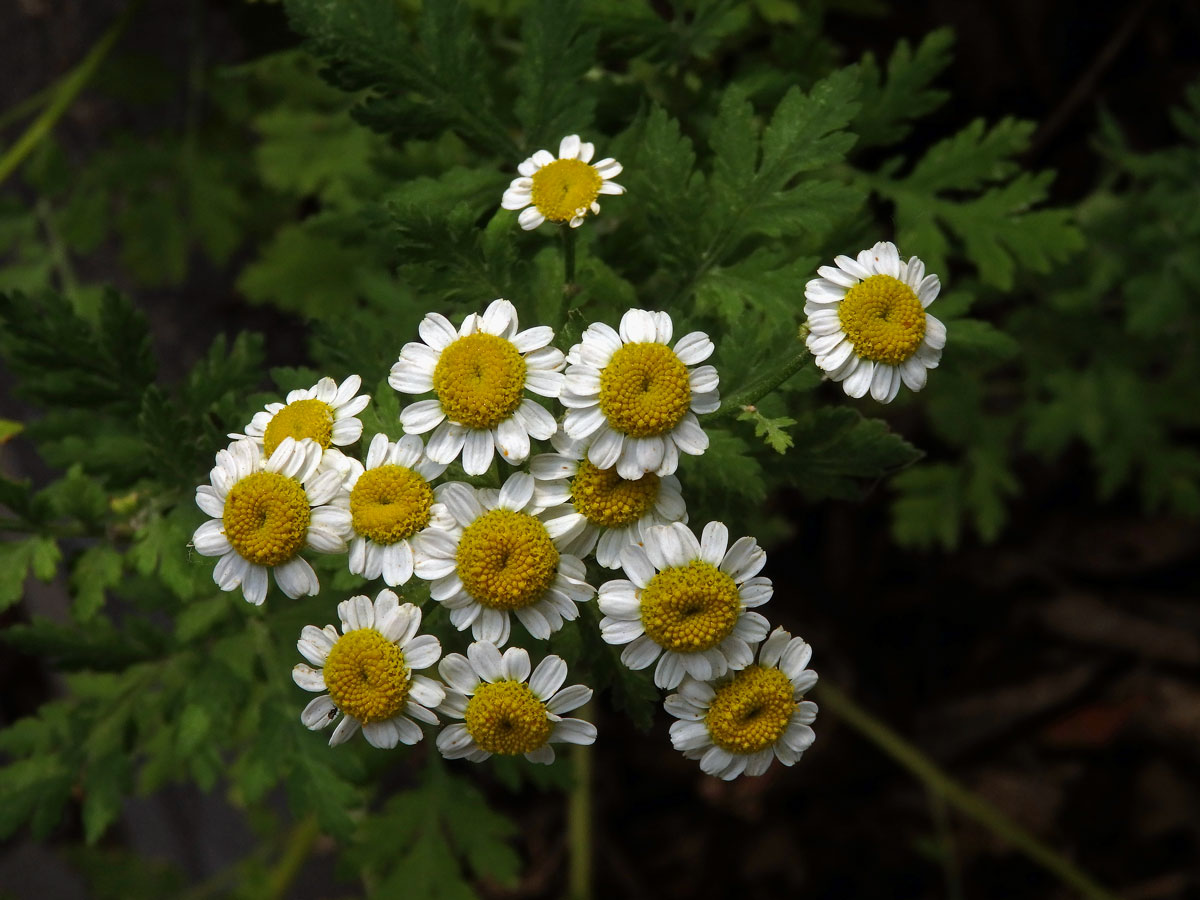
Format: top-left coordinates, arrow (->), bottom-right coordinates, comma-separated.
567,701 -> 594,900
816,681 -> 1120,900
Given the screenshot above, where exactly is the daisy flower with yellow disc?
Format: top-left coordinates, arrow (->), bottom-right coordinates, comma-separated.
294,589 -> 445,749
192,437 -> 348,605
327,433 -> 451,587
598,521 -> 771,689
665,626 -> 819,780
436,641 -> 595,764
804,240 -> 946,403
390,299 -> 564,476
231,374 -> 369,461
529,432 -> 687,568
501,134 -> 624,230
560,309 -> 718,480
414,473 -> 594,647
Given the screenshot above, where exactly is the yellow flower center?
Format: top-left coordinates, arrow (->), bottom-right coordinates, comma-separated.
464,680 -> 553,755
456,509 -> 559,611
571,460 -> 659,528
640,560 -> 741,653
598,342 -> 692,438
323,628 -> 411,725
837,274 -> 926,365
530,158 -> 602,223
263,398 -> 334,457
349,465 -> 433,544
432,333 -> 527,429
222,471 -> 310,567
705,665 -> 797,754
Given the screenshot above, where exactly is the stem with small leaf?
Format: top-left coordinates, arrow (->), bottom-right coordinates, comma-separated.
713,325 -> 811,421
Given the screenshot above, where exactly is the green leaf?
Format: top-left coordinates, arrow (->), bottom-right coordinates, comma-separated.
874,118 -> 1084,288
513,0 -> 597,148
787,407 -> 921,501
854,29 -> 954,148
737,408 -> 796,453
82,753 -> 131,844
70,545 -> 123,621
890,464 -> 963,551
0,537 -> 61,612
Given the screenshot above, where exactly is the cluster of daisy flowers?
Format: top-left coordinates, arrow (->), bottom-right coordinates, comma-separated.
191,133 -> 947,778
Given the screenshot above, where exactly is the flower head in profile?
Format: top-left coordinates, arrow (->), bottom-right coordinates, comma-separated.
436,641 -> 595,764
598,522 -> 771,689
665,626 -> 818,780
414,473 -> 594,647
192,438 -> 348,605
390,299 -> 564,476
294,590 -> 445,749
530,432 -> 687,568
502,134 -> 624,230
804,241 -> 945,403
231,374 -> 369,459
330,433 -> 450,587
561,309 -> 718,480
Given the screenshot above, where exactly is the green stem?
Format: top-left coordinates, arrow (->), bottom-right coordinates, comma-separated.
816,681 -> 1120,900
36,198 -> 80,304
562,226 -> 577,288
713,333 -> 811,420
567,701 -> 593,900
0,82 -> 56,133
265,814 -> 320,900
0,0 -> 140,187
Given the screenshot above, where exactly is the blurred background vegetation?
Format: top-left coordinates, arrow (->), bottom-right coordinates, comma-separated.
1,0 -> 1198,898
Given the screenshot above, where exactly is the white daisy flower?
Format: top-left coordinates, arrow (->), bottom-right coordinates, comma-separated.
192,437 -> 348,605
390,299 -> 564,476
436,641 -> 595,764
598,521 -> 771,690
804,240 -> 946,403
529,431 -> 687,568
414,473 -> 594,647
324,433 -> 452,587
231,374 -> 369,458
294,589 -> 445,749
666,626 -> 818,780
501,134 -> 625,230
560,309 -> 718,480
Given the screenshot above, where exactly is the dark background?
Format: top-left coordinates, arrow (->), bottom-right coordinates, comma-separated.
1,1 -> 1198,897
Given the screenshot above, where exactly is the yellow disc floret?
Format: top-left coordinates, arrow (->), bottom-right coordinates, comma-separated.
705,665 -> 797,754
222,472 -> 310,566
350,465 -> 434,545
323,629 -> 411,724
456,509 -> 559,611
530,158 -> 603,223
464,680 -> 553,755
640,560 -> 741,653
263,398 -> 334,457
598,343 -> 692,438
571,460 -> 659,528
837,274 -> 926,365
432,333 -> 527,429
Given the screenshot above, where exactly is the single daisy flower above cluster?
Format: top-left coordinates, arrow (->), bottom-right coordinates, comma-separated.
561,309 -> 718,480
598,522 -> 771,689
415,474 -> 594,646
294,590 -> 445,749
437,641 -> 595,764
331,433 -> 450,587
501,134 -> 624,230
231,374 -> 369,460
390,299 -> 564,476
192,437 -> 348,605
666,626 -> 818,780
805,241 -> 946,403
530,433 -> 687,568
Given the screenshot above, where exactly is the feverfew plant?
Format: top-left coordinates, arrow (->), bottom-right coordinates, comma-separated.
7,1 -> 1174,897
